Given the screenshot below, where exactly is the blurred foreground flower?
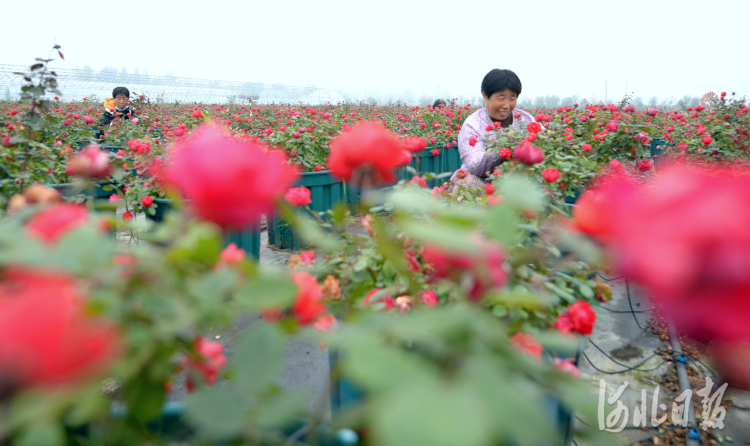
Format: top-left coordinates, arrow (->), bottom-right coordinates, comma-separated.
0,268 -> 121,394
602,164 -> 750,344
164,124 -> 298,229
26,204 -> 88,244
182,337 -> 227,393
593,164 -> 750,387
67,145 -> 111,179
292,272 -> 326,324
422,234 -> 507,301
327,122 -> 408,186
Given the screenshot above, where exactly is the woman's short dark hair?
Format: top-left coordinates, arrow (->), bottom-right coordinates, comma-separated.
481,69 -> 522,98
112,86 -> 130,98
432,99 -> 446,109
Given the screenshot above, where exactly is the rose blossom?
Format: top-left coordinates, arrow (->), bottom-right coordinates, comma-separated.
163,124 -> 298,229
0,268 -> 121,389
285,186 -> 312,207
67,145 -> 111,179
327,122 -> 407,186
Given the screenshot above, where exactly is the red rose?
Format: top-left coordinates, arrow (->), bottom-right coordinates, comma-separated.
498,147 -> 512,159
292,272 -> 326,324
407,176 -> 427,188
285,186 -> 312,207
27,204 -> 88,244
468,135 -> 478,147
364,288 -> 395,309
637,159 -> 653,172
554,301 -> 596,336
141,196 -> 154,207
327,122 -> 406,186
299,250 -> 315,265
572,189 -> 613,241
218,242 -> 245,266
0,268 -> 121,388
67,145 -> 111,179
702,136 -> 713,145
314,165 -> 323,172
164,124 -> 298,229
404,249 -> 420,271
510,332 -> 543,360
526,122 -> 542,133
182,336 -> 227,393
432,148 -> 440,156
513,142 -> 544,164
601,165 -> 750,344
419,290 -> 439,307
542,168 -> 562,182
192,110 -> 203,118
422,234 -> 506,301
567,301 -> 596,335
404,136 -> 427,153
581,143 -> 592,152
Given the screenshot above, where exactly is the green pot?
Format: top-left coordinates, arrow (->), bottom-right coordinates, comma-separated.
397,148 -> 446,189
67,402 -> 357,445
444,146 -> 462,176
146,198 -> 261,259
268,170 -> 346,251
650,138 -> 670,169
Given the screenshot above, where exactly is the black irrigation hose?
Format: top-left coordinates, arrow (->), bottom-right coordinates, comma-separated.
597,305 -> 651,314
581,350 -> 668,375
597,272 -> 624,281
587,339 -> 668,370
625,280 -> 652,331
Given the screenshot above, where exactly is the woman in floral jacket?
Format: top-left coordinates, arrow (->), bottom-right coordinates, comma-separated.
451,69 -> 539,189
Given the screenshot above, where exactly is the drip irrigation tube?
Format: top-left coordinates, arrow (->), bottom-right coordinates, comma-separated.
668,321 -> 700,446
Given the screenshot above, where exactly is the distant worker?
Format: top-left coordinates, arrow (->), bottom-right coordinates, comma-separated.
432,99 -> 447,110
97,86 -> 133,139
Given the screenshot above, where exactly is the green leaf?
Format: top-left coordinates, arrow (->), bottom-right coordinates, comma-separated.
372,378 -> 492,446
184,387 -> 247,441
342,341 -> 439,393
234,322 -> 286,392
257,391 -> 309,428
123,374 -> 166,424
167,223 -> 221,267
578,283 -> 595,299
544,282 -> 576,303
498,173 -> 546,211
484,205 -> 519,248
15,420 -> 64,446
459,355 -> 556,445
235,272 -> 297,311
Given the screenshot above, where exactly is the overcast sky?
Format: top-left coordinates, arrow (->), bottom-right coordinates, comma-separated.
4,0 -> 749,103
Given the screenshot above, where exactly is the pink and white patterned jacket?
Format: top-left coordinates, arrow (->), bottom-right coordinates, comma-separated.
450,107 -> 539,187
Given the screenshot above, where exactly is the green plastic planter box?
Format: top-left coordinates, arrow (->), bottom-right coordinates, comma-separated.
146,198 -> 261,259
650,138 -> 669,169
397,148 -> 446,189
444,146 -> 462,177
268,170 -> 346,250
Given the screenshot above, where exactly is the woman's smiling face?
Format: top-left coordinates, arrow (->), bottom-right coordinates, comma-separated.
483,89 -> 517,121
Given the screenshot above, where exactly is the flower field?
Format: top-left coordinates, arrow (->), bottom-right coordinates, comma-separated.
1,56 -> 750,445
